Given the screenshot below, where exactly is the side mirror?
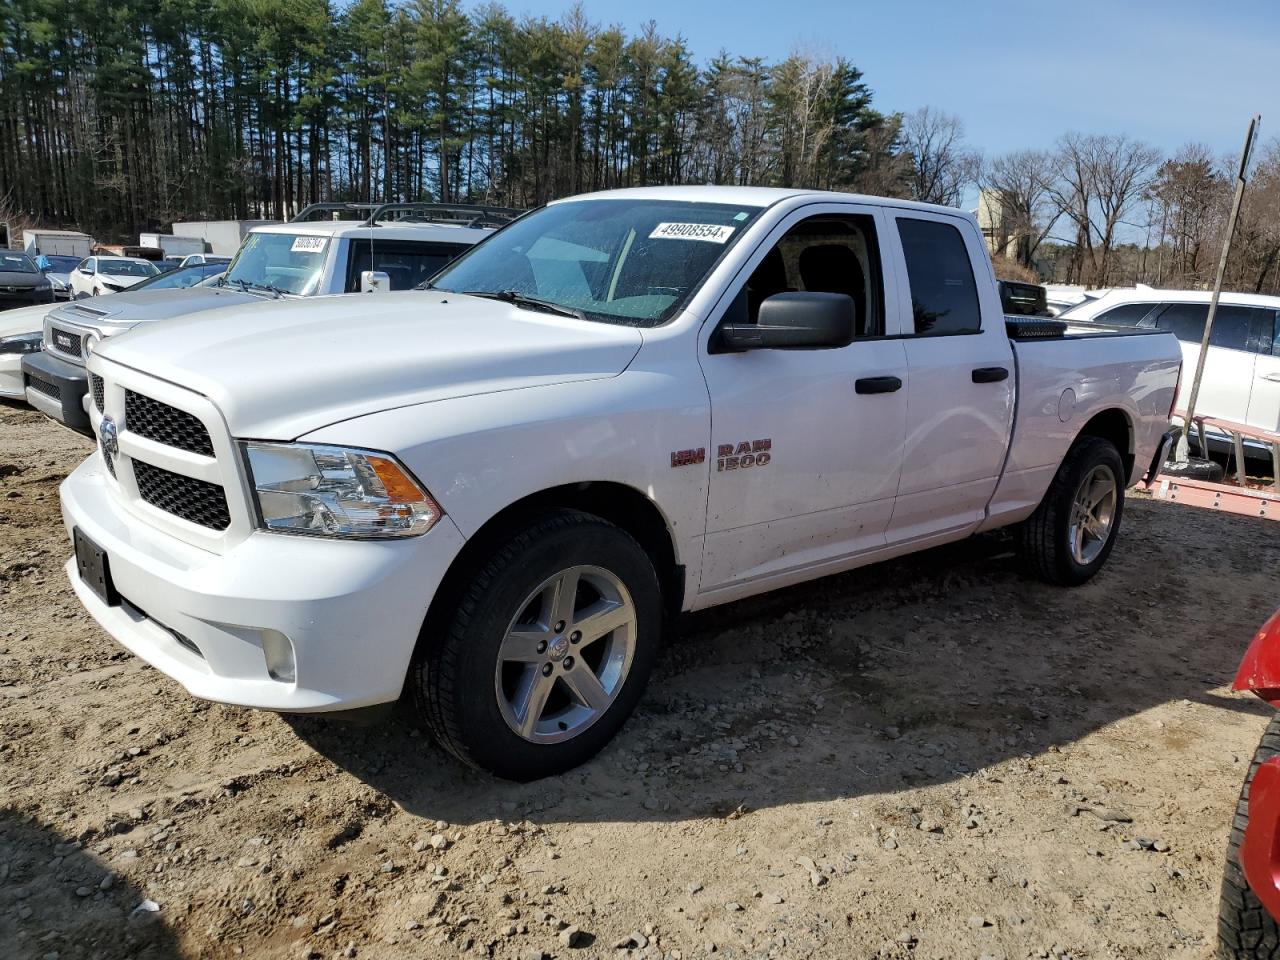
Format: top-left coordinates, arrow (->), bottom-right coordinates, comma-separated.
360,270 -> 390,293
719,292 -> 856,351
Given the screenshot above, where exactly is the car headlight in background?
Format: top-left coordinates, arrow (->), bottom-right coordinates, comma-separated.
0,332 -> 43,355
243,442 -> 441,539
83,333 -> 100,358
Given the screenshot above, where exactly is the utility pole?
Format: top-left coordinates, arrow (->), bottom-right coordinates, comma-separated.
1174,114 -> 1261,462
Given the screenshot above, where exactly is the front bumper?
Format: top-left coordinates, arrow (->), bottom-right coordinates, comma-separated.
21,349 -> 91,435
60,453 -> 467,711
0,351 -> 25,399
0,288 -> 54,309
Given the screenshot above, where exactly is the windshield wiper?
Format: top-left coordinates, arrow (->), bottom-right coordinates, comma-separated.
228,277 -> 286,299
459,289 -> 584,320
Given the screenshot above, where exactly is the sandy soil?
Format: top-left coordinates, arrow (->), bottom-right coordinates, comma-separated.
2,397 -> 1279,960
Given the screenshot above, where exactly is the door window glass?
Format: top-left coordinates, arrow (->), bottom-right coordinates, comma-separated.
896,218 -> 981,335
732,214 -> 883,336
1155,303 -> 1253,352
1093,302 -> 1157,327
345,240 -> 470,292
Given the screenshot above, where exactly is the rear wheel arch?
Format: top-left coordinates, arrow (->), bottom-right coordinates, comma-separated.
1075,407 -> 1135,483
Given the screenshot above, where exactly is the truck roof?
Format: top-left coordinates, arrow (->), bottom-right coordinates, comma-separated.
249,220 -> 495,243
550,184 -> 971,218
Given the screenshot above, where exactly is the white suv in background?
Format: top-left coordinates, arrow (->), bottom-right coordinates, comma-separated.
1063,289 -> 1280,455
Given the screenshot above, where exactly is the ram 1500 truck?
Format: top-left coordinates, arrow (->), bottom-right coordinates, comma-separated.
60,187 -> 1182,780
22,203 -> 512,435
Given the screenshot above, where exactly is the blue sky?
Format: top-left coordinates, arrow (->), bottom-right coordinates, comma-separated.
485,0 -> 1277,160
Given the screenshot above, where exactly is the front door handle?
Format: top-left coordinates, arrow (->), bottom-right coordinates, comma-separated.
855,376 -> 903,395
1263,372 -> 1280,383
972,366 -> 1010,383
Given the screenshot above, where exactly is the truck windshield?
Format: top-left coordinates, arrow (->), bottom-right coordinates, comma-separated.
224,233 -> 328,296
429,199 -> 763,326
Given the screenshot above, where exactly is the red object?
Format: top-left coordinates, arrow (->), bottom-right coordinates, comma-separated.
1234,610 -> 1280,706
1235,609 -> 1280,919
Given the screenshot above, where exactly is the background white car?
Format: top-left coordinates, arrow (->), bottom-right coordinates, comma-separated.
1062,288 -> 1280,459
67,256 -> 159,299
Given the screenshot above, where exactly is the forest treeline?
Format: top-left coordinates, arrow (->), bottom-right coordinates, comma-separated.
0,0 -> 904,233
1,0 -> 1277,292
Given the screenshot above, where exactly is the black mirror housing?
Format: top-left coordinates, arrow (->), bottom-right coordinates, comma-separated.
719,291 -> 856,351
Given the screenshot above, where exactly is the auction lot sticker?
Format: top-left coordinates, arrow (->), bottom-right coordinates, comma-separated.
290,236 -> 328,253
649,222 -> 736,243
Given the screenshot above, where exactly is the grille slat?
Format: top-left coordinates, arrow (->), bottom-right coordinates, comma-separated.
50,326 -> 82,358
132,460 -> 230,531
90,374 -> 105,412
125,391 -> 214,457
26,374 -> 61,401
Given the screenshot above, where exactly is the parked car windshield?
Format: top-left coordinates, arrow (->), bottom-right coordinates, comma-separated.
130,263 -> 225,291
0,252 -> 39,274
223,232 -> 328,295
99,258 -> 159,278
37,255 -> 80,273
429,199 -> 763,326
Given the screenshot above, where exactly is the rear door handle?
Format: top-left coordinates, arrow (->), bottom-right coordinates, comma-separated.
1263,373 -> 1280,383
854,376 -> 903,395
972,366 -> 1010,383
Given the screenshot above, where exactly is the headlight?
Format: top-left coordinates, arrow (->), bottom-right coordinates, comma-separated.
83,333 -> 100,357
0,332 -> 43,355
243,442 -> 442,539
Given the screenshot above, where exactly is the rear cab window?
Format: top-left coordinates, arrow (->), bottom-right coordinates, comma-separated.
895,218 -> 982,335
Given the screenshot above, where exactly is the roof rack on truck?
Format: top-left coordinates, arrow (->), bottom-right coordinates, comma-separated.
291,202 -> 522,229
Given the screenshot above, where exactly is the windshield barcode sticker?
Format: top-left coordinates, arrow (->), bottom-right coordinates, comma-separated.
290,236 -> 327,253
648,222 -> 735,244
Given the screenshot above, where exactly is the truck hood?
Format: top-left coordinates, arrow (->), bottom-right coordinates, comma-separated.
95,291 -> 644,439
49,286 -> 261,330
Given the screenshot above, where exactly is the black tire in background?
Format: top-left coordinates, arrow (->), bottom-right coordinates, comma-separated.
1220,713 -> 1280,959
411,509 -> 663,781
1016,434 -> 1126,586
1162,456 -> 1226,482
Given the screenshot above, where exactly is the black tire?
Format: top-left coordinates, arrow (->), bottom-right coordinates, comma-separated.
1219,713 -> 1280,959
1016,434 -> 1126,586
1162,456 -> 1226,482
412,509 -> 662,781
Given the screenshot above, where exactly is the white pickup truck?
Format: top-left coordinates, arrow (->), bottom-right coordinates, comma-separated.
61,186 -> 1181,780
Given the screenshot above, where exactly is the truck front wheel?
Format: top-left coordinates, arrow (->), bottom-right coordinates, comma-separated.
1016,435 -> 1125,586
412,510 -> 663,781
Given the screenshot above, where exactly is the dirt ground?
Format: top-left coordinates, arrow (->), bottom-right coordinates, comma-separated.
2,398 -> 1278,960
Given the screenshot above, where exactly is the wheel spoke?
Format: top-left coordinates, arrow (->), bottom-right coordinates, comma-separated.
547,569 -> 580,627
562,665 -> 611,713
512,669 -> 556,738
573,598 -> 631,645
499,627 -> 547,664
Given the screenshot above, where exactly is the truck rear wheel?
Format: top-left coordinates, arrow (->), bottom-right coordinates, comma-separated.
412,510 -> 662,781
1220,713 -> 1280,959
1016,435 -> 1125,586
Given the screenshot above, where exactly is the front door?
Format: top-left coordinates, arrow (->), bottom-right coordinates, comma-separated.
698,205 -> 909,597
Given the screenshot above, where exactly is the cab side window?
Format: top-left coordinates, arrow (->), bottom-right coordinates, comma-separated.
345,240 -> 470,292
896,218 -> 981,335
733,213 -> 883,337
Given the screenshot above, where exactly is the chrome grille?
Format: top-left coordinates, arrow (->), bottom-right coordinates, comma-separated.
125,390 -> 214,456
26,373 -> 60,401
90,374 -> 105,412
50,326 -> 82,358
132,460 -> 231,531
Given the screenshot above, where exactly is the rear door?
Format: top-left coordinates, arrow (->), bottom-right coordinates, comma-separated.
1152,302 -> 1256,424
1245,307 -> 1280,433
884,213 -> 1016,543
